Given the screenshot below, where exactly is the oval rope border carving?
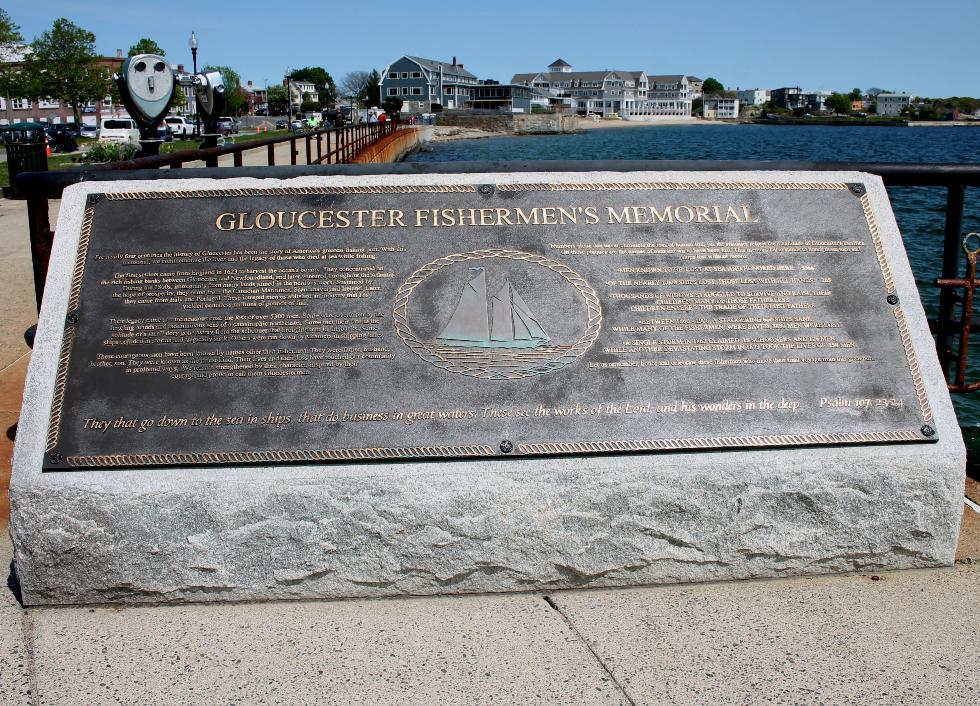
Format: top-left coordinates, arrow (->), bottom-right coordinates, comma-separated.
393,250 -> 602,379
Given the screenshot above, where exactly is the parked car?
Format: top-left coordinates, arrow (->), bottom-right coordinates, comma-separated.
80,123 -> 99,139
98,117 -> 140,145
289,119 -> 305,133
46,123 -> 81,140
163,116 -> 194,137
215,117 -> 239,135
46,125 -> 78,153
275,119 -> 287,129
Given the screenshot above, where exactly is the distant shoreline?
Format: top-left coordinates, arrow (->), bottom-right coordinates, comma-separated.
426,116 -> 980,143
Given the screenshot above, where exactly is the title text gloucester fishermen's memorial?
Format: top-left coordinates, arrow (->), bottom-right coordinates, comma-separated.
10,171 -> 964,604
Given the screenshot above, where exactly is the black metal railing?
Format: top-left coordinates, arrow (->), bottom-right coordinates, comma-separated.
14,159 -> 980,395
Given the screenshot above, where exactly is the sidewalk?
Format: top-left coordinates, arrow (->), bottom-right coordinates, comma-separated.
2,196 -> 978,705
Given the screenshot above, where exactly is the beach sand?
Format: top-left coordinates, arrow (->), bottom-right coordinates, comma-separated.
429,117 -> 731,142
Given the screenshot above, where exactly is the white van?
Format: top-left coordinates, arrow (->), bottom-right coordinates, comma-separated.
99,117 -> 140,145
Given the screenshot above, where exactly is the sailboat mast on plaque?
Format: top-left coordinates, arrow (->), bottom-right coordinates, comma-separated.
436,267 -> 550,349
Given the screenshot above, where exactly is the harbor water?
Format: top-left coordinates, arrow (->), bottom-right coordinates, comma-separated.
406,124 -> 980,433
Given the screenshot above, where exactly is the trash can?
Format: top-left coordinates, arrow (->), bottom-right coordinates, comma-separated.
2,122 -> 49,193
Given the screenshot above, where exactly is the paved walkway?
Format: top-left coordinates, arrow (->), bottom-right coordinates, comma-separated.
1,197 -> 978,705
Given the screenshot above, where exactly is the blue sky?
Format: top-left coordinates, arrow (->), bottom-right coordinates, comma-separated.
5,0 -> 978,97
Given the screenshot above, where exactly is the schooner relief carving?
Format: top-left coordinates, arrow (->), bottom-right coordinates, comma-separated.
393,250 -> 603,380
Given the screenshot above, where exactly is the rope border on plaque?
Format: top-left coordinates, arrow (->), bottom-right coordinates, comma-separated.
46,205 -> 94,452
856,192 -> 933,425
518,430 -> 922,456
65,445 -> 496,467
103,185 -> 478,200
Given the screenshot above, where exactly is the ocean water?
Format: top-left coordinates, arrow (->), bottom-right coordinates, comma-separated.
407,124 -> 980,431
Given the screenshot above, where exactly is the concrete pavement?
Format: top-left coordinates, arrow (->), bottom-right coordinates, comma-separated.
1,195 -> 978,705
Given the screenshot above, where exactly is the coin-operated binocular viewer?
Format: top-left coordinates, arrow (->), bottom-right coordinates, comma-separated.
115,56 -> 227,160
114,54 -> 175,158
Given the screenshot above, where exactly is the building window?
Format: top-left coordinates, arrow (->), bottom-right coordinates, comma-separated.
411,71 -> 421,78
387,88 -> 398,96
11,98 -> 29,110
401,72 -> 409,79
39,98 -> 59,108
412,87 -> 422,95
401,87 -> 409,95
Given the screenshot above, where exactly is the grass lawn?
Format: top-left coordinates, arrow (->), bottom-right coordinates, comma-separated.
1,130 -> 295,187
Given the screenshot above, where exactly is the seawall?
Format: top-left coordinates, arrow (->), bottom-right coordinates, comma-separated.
434,113 -> 581,135
351,126 -> 433,164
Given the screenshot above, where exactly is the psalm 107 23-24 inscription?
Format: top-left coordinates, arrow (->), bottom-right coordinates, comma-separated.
43,181 -> 936,470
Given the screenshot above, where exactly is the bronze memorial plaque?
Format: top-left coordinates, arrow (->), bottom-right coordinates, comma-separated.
43,180 -> 936,470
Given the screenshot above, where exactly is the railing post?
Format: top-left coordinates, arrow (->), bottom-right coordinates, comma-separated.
267,142 -> 275,166
233,149 -> 243,167
26,194 -> 53,311
938,184 -> 966,378
305,134 -> 312,164
290,137 -> 297,166
316,132 -> 323,163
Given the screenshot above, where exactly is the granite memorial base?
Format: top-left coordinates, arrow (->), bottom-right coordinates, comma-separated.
9,171 -> 964,605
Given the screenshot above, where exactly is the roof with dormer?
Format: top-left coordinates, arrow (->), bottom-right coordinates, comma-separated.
405,56 -> 477,79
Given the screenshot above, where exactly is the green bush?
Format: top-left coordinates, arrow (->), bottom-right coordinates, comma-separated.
82,140 -> 137,163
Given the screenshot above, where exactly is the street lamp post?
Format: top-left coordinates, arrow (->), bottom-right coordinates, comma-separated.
189,31 -> 199,137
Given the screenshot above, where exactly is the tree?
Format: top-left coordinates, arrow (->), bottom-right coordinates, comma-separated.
0,8 -> 22,45
300,99 -> 320,113
290,66 -> 337,107
848,87 -> 863,101
362,69 -> 381,108
267,84 -> 288,115
203,64 -> 244,115
0,8 -> 24,98
23,18 -> 111,126
339,70 -> 370,102
128,37 -> 164,57
382,96 -> 403,115
702,77 -> 723,94
172,84 -> 186,109
824,92 -> 852,116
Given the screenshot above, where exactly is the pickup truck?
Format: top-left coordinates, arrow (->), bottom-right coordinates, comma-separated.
163,116 -> 195,137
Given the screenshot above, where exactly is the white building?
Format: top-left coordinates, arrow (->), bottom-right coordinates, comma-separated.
876,93 -> 914,117
737,88 -> 767,106
512,59 -> 648,116
626,75 -> 696,120
703,96 -> 740,119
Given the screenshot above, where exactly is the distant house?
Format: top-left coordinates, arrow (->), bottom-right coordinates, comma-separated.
703,95 -> 740,119
737,88 -> 768,107
770,87 -> 806,110
380,55 -> 478,113
877,93 -> 914,117
243,80 -> 268,115
464,82 -> 532,113
0,44 -> 125,125
289,80 -> 318,110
